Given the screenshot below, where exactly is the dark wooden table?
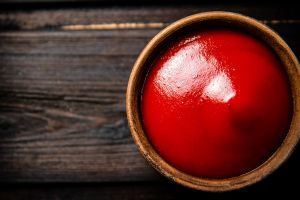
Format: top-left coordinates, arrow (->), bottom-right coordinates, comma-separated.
0,1 -> 299,199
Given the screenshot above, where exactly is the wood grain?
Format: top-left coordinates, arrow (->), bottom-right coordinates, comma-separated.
0,29 -> 161,182
0,155 -> 299,200
0,5 -> 299,183
0,5 -> 299,30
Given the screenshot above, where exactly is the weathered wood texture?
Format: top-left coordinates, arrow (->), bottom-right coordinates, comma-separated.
0,151 -> 299,199
0,4 -> 299,185
0,5 -> 299,30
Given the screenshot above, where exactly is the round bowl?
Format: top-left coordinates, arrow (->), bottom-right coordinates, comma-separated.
126,11 -> 300,192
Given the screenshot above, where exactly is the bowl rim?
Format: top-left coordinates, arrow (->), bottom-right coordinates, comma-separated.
126,11 -> 300,192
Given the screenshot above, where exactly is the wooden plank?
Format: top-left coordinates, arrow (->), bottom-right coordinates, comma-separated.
0,152 -> 299,200
0,29 -> 162,182
0,182 -> 244,200
0,5 -> 299,31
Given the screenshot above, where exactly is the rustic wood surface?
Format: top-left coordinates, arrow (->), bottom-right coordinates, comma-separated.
0,1 -> 299,198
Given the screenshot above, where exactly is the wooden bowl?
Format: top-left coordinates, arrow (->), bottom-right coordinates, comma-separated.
126,11 -> 300,192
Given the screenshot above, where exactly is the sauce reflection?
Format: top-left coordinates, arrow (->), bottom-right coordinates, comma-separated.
154,36 -> 235,103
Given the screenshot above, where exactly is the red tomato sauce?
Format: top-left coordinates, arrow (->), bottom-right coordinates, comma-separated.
141,29 -> 292,179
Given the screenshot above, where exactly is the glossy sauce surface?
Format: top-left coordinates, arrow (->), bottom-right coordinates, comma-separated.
141,29 -> 292,179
